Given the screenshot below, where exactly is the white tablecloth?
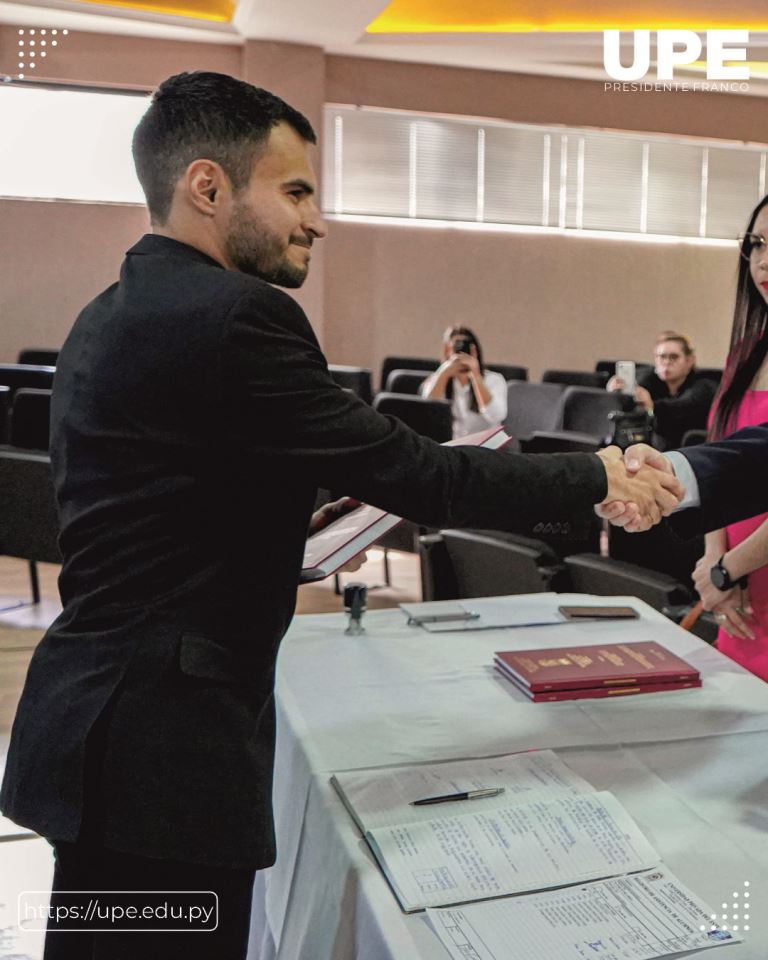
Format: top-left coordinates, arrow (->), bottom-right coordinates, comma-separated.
250,594 -> 768,960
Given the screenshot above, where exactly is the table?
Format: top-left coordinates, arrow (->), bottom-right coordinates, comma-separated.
248,593 -> 768,960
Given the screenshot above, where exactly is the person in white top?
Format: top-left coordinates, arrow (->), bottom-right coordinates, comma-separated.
420,326 -> 508,439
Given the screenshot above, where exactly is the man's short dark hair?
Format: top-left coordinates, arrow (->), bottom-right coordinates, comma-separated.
132,71 -> 316,224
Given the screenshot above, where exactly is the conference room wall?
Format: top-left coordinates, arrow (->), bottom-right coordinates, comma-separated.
326,55 -> 768,144
0,28 -> 760,366
0,33 -> 326,357
322,220 -> 736,383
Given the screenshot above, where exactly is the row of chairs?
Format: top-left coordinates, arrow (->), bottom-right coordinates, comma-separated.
328,358 -> 725,407
419,529 -> 716,644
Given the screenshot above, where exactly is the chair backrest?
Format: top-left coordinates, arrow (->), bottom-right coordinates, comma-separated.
564,554 -> 693,612
504,381 -> 566,441
372,392 -> 453,442
327,365 -> 373,405
696,367 -> 723,386
487,363 -> 528,382
0,363 -> 55,399
680,428 -> 707,447
607,523 -> 703,591
385,369 -> 434,395
424,529 -> 560,600
380,356 -> 438,392
0,385 -> 10,445
542,369 -> 608,389
0,449 -> 61,563
519,430 -> 600,454
10,388 -> 52,451
17,348 -> 60,367
559,386 -> 622,437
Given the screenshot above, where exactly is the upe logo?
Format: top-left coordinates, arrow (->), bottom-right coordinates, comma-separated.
604,30 -> 750,81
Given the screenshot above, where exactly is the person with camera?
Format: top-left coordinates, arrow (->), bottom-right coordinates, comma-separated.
419,326 -> 507,439
606,332 -> 716,450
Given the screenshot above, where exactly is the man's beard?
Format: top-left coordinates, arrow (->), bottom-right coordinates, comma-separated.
225,202 -> 309,289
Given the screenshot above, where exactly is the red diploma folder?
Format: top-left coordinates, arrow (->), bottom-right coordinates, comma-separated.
301,426 -> 512,581
494,665 -> 702,701
494,641 -> 700,693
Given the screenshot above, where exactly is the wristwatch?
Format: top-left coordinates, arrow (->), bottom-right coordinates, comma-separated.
710,555 -> 747,591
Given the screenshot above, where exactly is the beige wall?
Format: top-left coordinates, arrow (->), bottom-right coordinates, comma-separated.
327,56 -> 768,142
0,199 -> 149,363
0,36 -> 760,371
0,34 -> 326,354
323,221 -> 737,386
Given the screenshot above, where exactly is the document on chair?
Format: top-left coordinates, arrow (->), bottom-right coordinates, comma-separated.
427,869 -> 743,960
331,749 -> 595,834
365,790 -> 660,912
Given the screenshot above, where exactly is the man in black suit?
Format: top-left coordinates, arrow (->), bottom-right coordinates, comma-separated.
0,72 -> 680,959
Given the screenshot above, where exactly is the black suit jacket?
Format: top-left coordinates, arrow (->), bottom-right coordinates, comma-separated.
1,235 -> 606,868
678,425 -> 768,531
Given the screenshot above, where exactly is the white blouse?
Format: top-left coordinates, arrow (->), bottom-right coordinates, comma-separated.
420,369 -> 508,439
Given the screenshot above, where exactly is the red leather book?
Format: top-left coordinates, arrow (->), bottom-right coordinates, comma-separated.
494,665 -> 702,701
494,641 -> 699,693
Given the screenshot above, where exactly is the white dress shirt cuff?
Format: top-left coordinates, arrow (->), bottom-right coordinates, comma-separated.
666,451 -> 701,510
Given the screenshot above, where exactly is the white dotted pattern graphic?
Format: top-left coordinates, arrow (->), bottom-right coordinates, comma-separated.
15,27 -> 68,78
700,882 -> 752,934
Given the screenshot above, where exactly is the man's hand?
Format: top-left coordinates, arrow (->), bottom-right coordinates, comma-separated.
596,444 -> 683,532
308,496 -> 361,535
595,446 -> 683,532
308,497 -> 368,574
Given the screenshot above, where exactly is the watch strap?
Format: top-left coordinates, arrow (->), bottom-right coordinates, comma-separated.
712,555 -> 748,591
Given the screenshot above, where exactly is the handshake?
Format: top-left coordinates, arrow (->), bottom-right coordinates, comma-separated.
595,444 -> 682,532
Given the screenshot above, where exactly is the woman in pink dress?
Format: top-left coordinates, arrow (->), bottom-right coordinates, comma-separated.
693,194 -> 768,681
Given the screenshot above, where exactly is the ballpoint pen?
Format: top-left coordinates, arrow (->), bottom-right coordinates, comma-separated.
410,787 -> 505,806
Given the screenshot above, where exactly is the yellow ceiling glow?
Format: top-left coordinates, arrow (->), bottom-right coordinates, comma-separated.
367,0 -> 768,33
74,0 -> 235,22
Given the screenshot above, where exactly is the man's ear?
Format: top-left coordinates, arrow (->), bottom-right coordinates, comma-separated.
185,159 -> 228,216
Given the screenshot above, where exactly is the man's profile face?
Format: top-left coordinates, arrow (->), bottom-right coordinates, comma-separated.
224,122 -> 326,288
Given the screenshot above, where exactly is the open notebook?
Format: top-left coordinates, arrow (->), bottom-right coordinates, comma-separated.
331,749 -> 663,913
331,745 -> 742,960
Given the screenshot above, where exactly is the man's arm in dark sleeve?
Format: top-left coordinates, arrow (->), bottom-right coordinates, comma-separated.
674,424 -> 768,532
222,286 -> 608,538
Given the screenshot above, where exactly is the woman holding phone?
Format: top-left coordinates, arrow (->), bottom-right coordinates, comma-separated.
420,326 -> 507,439
692,195 -> 768,680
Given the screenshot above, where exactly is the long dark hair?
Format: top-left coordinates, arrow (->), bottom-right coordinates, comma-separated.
709,195 -> 768,441
445,326 -> 486,412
